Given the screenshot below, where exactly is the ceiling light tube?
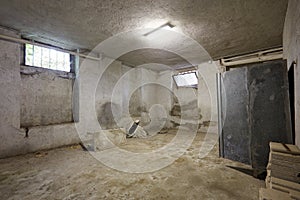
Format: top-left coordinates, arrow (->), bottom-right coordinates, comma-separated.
143,22 -> 175,36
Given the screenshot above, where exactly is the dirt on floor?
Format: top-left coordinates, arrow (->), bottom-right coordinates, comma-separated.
0,129 -> 264,200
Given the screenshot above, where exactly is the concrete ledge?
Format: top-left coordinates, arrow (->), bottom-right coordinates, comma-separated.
0,123 -> 80,159
0,125 -> 27,159
26,123 -> 80,152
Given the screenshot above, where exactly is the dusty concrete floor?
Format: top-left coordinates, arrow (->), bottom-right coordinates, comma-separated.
0,129 -> 264,200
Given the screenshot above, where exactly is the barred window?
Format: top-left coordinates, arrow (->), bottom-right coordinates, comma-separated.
25,44 -> 71,72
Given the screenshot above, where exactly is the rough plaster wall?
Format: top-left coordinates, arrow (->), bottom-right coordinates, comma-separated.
157,70 -> 173,113
147,70 -> 174,129
96,66 -> 175,131
95,63 -> 154,130
198,78 -> 211,123
93,60 -> 168,130
80,57 -> 105,133
173,87 -> 198,119
129,88 -> 143,116
283,0 -> 300,147
21,69 -> 73,127
140,68 -> 158,110
95,61 -> 123,129
170,62 -> 218,125
122,66 -> 143,117
0,27 -> 27,157
154,68 -> 213,128
198,62 -> 218,124
0,27 -> 80,158
0,27 -> 20,129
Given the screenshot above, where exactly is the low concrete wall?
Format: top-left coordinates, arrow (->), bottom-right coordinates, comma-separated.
0,123 -> 80,158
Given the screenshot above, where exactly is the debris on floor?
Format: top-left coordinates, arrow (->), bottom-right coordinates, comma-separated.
127,120 -> 139,138
69,144 -> 82,150
158,129 -> 168,134
81,130 -> 127,151
0,130 -> 265,200
34,152 -> 48,158
127,120 -> 147,138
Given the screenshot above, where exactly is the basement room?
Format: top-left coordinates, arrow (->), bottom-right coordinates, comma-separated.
0,0 -> 299,199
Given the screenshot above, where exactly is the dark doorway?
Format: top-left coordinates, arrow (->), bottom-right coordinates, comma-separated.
288,62 -> 296,144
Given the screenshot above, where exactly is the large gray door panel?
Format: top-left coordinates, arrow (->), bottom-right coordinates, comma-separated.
249,60 -> 292,170
221,68 -> 251,164
219,60 -> 292,170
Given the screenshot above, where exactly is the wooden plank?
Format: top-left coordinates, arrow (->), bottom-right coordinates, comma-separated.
268,163 -> 300,174
268,169 -> 300,183
265,143 -> 300,199
269,151 -> 300,164
271,185 -> 300,200
290,191 -> 300,200
271,177 -> 300,192
266,174 -> 271,189
270,142 -> 300,155
270,160 -> 300,170
259,188 -> 292,200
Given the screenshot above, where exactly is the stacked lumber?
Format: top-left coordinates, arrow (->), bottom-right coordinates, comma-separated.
267,142 -> 300,183
259,142 -> 300,200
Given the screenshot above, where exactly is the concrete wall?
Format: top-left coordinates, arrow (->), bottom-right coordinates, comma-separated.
0,26 -> 214,158
154,69 -> 207,129
123,67 -> 144,118
283,0 -> 300,147
95,64 -> 159,130
95,65 -> 176,131
145,69 -> 173,130
95,61 -> 124,129
0,27 -> 79,158
0,27 -> 20,130
21,66 -> 73,127
198,62 -> 218,124
96,65 -> 199,132
145,67 -> 215,130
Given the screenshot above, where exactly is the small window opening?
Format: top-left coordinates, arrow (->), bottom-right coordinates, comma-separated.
25,44 -> 71,72
173,71 -> 198,87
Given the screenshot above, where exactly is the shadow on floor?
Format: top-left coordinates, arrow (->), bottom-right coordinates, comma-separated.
226,165 -> 254,177
226,165 -> 267,180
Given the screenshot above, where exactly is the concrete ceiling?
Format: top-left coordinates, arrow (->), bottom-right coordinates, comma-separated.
119,49 -> 191,69
0,0 -> 288,68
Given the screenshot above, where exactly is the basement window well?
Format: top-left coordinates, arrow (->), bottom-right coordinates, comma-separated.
25,44 -> 71,72
173,71 -> 198,87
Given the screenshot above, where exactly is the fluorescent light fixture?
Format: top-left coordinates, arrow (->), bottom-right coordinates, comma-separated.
143,22 -> 175,36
